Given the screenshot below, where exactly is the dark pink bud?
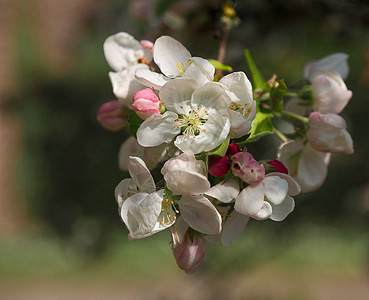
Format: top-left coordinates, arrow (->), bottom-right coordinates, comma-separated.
96,100 -> 127,131
209,155 -> 229,177
226,143 -> 241,156
231,152 -> 265,184
266,160 -> 289,174
172,233 -> 207,274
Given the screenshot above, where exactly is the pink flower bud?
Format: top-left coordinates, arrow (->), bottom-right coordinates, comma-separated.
209,155 -> 229,177
266,160 -> 289,174
140,40 -> 153,49
227,143 -> 241,156
132,88 -> 160,120
172,233 -> 207,274
96,100 -> 127,131
231,152 -> 265,184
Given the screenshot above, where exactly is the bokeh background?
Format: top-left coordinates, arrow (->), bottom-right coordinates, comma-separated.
0,0 -> 368,299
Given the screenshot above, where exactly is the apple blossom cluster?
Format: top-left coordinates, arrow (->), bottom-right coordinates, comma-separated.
97,32 -> 354,274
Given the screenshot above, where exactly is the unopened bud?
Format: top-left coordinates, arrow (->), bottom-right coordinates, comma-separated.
172,233 -> 207,274
265,160 -> 288,174
132,88 -> 160,120
231,152 -> 265,184
96,100 -> 127,131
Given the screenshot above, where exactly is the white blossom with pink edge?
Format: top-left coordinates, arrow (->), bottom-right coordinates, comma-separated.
235,173 -> 300,221
161,153 -> 222,235
312,71 -> 352,114
115,156 -> 174,240
136,78 -> 231,154
307,112 -> 354,154
135,35 -> 215,90
304,52 -> 349,81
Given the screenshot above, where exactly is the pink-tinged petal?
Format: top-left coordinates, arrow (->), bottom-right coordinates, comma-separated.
109,64 -> 149,106
136,111 -> 180,147
170,216 -> 189,248
132,99 -> 160,120
304,53 -> 349,81
309,112 -> 346,129
205,179 -> 240,203
312,71 -> 352,114
231,152 -> 265,185
135,68 -> 171,90
127,156 -> 156,193
96,100 -> 127,131
159,78 -> 198,113
267,172 -> 301,196
208,155 -> 229,177
263,176 -> 288,205
235,183 -> 265,216
253,201 -> 273,220
270,195 -> 295,221
179,195 -> 222,235
104,32 -> 144,72
140,40 -> 153,62
133,88 -> 159,103
221,211 -> 249,247
219,71 -> 253,105
183,57 -> 215,85
153,36 -> 191,78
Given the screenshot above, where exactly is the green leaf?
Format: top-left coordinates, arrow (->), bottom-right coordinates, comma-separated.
208,59 -> 233,72
244,49 -> 265,90
244,112 -> 274,143
209,136 -> 230,156
128,112 -> 144,139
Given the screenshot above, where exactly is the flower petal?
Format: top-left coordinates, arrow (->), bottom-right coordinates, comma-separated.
136,111 -> 180,147
221,211 -> 249,247
179,195 -> 222,235
114,178 -> 138,210
153,36 -> 191,78
205,179 -> 240,203
235,183 -> 265,216
109,64 -> 149,106
270,195 -> 295,221
191,81 -> 231,111
128,156 -> 156,193
253,201 -> 273,220
183,57 -> 215,85
120,191 -> 163,239
263,176 -> 288,205
170,216 -> 189,247
267,172 -> 301,196
219,71 -> 253,105
135,68 -> 171,90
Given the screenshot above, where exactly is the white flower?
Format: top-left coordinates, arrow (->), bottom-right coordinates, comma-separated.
136,78 -> 231,154
115,156 -> 175,240
135,36 -> 215,89
219,72 -> 257,138
104,32 -> 153,107
312,71 -> 352,114
304,52 -> 349,81
205,179 -> 249,247
161,153 -> 222,235
307,112 -> 354,154
235,173 -> 301,221
278,141 -> 330,193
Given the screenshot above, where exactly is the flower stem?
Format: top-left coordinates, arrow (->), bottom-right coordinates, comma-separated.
274,128 -> 288,142
215,22 -> 230,79
279,110 -> 309,124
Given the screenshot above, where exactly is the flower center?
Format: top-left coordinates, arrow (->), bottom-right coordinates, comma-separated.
174,105 -> 211,139
157,198 -> 178,225
230,102 -> 251,117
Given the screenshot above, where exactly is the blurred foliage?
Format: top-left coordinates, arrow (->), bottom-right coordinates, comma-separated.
13,0 -> 369,259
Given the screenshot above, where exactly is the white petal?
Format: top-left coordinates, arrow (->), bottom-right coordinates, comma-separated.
128,156 -> 156,193
262,176 -> 288,205
114,178 -> 138,210
136,111 -> 180,147
219,71 -> 253,105
191,81 -> 231,111
159,78 -> 199,113
179,195 -> 222,235
266,172 -> 301,196
174,114 -> 230,154
120,191 -> 163,239
183,57 -> 215,85
109,64 -> 149,106
205,179 -> 240,203
135,68 -> 171,90
170,216 -> 189,247
235,183 -> 265,216
164,169 -> 210,196
221,211 -> 249,247
270,195 -> 295,221
253,202 -> 273,220
228,100 -> 256,138
104,32 -> 144,72
153,36 -> 191,78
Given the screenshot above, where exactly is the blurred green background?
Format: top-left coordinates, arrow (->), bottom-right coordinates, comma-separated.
0,0 -> 368,299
